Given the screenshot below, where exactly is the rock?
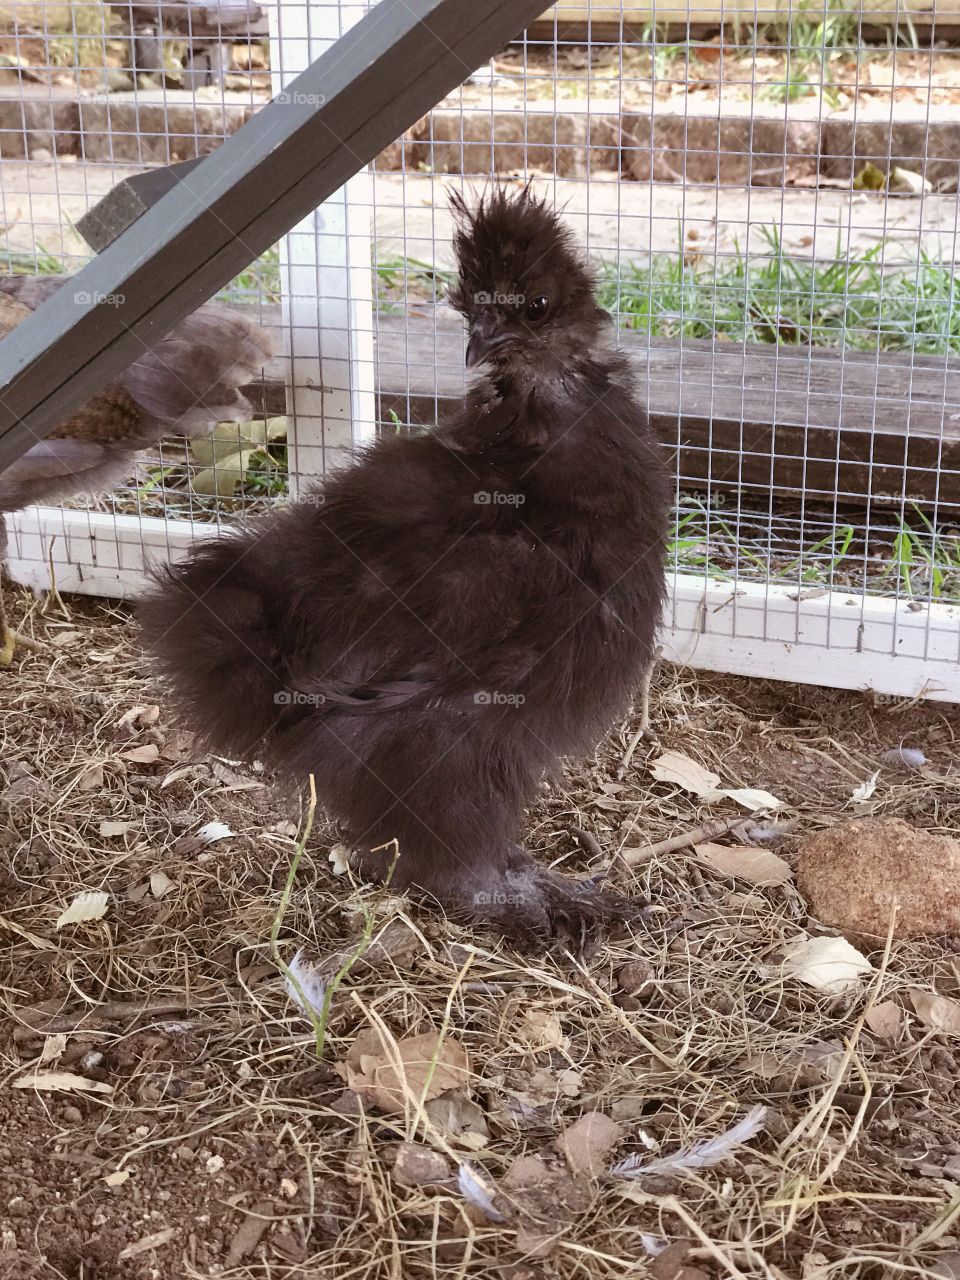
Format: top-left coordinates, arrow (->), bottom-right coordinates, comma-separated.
391,1142 -> 450,1187
797,817 -> 960,940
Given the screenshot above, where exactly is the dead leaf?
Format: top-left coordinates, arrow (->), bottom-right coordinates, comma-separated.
392,1142 -> 451,1186
118,1227 -> 177,1260
340,1028 -> 471,1114
40,1033 -> 67,1063
557,1112 -> 623,1178
696,842 -> 792,886
117,704 -> 159,731
851,771 -> 879,802
864,1000 -> 902,1041
56,891 -> 109,929
13,1070 -> 113,1095
159,730 -> 198,763
910,989 -> 960,1036
104,1169 -> 131,1187
76,764 -> 104,792
519,1008 -> 567,1052
650,751 -> 720,796
782,935 -> 873,995
99,820 -> 133,838
425,1092 -> 490,1150
707,787 -> 784,812
149,871 -> 176,899
120,744 -> 159,765
224,1200 -> 273,1268
49,630 -> 81,648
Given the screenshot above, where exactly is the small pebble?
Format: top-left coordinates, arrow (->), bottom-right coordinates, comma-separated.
62,1105 -> 82,1125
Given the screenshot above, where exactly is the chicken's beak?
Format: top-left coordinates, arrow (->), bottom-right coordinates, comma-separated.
465,320 -> 509,369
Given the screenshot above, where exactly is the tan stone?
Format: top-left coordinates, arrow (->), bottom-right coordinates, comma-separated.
622,110 -> 821,186
797,817 -> 960,941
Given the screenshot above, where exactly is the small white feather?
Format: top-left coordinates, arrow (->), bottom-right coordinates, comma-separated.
611,1105 -> 767,1178
284,949 -> 329,1018
457,1163 -> 505,1222
197,821 -> 234,843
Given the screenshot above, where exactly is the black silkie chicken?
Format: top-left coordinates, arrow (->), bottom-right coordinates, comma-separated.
141,187 -> 670,943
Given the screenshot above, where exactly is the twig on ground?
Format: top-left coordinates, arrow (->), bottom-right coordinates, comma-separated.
620,816 -> 748,866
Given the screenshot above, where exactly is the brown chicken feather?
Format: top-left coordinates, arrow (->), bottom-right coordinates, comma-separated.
141,187 -> 670,946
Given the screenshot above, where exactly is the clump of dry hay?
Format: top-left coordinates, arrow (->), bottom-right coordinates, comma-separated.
1,585 -> 959,1280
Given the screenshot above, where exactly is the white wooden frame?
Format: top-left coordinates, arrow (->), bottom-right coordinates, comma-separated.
7,506 -> 960,702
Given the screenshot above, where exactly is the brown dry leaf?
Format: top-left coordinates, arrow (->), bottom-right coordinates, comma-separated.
149,871 -> 176,899
910,989 -> 960,1036
519,1008 -> 567,1053
224,1200 -> 273,1268
340,1028 -> 471,1114
99,820 -> 133,838
425,1092 -> 490,1150
76,764 -> 104,792
39,1033 -> 67,1064
159,730 -> 198,763
120,744 -> 160,765
13,1070 -> 113,1095
556,1112 -> 623,1178
118,1227 -> 177,1260
696,842 -> 792,886
864,1000 -> 902,1041
649,750 -> 720,796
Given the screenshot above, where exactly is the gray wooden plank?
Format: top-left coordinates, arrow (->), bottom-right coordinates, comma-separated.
211,306 -> 960,511
0,0 -> 551,472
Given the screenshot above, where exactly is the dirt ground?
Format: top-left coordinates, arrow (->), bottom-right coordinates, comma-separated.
1,587 -> 959,1280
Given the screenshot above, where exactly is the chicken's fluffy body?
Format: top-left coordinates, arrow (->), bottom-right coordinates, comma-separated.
141,188 -> 669,942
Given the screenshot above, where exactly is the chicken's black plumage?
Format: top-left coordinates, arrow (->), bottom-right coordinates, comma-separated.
141,187 -> 670,942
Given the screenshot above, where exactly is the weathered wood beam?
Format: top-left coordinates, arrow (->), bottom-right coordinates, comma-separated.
0,0 -> 550,472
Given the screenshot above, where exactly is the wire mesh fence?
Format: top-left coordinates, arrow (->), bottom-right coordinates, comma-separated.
2,0 -> 959,696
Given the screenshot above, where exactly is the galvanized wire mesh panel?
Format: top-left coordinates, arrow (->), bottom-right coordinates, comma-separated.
2,0 -> 959,697
367,0 -> 960,697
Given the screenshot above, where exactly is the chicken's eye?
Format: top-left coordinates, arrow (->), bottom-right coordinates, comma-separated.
524,295 -> 550,324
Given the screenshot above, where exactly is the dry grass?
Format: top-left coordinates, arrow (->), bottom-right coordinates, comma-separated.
1,583 -> 959,1279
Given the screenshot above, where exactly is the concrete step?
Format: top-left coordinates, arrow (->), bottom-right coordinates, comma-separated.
1,87 -> 959,190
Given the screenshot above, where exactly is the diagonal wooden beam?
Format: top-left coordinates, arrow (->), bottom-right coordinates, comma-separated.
0,0 -> 549,471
